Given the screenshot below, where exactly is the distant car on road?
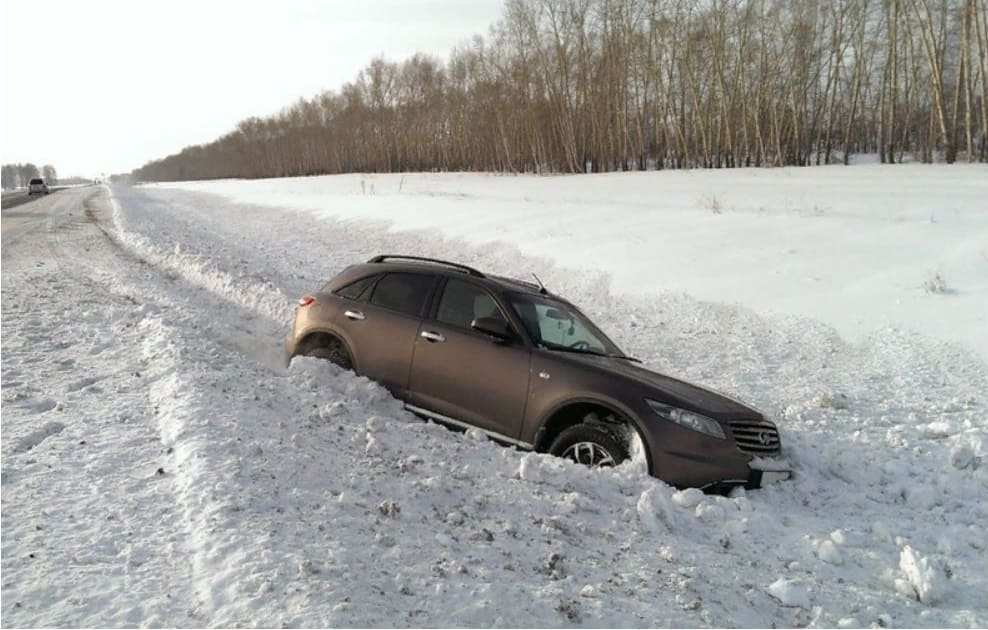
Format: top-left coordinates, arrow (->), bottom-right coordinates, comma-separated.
27,178 -> 49,195
285,255 -> 789,491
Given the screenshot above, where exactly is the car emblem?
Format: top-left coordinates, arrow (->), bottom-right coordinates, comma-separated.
757,431 -> 772,446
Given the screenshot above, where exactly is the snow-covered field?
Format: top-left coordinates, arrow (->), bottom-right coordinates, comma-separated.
159,164 -> 988,364
1,166 -> 986,627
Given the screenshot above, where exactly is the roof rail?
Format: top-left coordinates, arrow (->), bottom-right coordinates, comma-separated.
492,274 -> 540,290
367,255 -> 485,278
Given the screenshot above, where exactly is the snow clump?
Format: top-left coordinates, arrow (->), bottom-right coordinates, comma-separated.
767,577 -> 811,608
898,545 -> 949,605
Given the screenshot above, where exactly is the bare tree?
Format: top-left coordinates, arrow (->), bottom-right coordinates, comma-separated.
17,163 -> 40,186
133,0 -> 987,182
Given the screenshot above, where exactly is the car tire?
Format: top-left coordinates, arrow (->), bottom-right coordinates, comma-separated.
549,422 -> 628,468
303,338 -> 353,371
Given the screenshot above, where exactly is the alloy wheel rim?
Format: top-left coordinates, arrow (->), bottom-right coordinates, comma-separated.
561,441 -> 616,468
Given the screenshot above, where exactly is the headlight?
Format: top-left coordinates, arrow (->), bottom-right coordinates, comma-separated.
646,399 -> 726,439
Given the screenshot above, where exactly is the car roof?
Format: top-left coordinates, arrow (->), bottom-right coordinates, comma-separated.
359,256 -> 554,298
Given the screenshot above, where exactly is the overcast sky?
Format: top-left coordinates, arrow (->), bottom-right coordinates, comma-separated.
2,0 -> 504,177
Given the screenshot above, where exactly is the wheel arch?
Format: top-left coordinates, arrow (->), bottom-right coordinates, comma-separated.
293,328 -> 357,371
532,397 -> 653,474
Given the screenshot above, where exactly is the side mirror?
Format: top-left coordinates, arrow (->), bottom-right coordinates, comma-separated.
471,316 -> 511,340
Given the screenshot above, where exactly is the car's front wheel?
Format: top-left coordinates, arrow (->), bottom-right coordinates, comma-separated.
549,423 -> 628,468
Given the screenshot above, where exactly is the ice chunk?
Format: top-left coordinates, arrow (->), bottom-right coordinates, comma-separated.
767,577 -> 811,608
815,540 -> 843,565
517,452 -> 565,483
899,545 -> 946,605
672,487 -> 704,508
636,483 -> 675,534
465,428 -> 487,442
695,501 -> 725,523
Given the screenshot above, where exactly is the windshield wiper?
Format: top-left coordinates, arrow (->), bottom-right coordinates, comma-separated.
616,354 -> 643,363
541,344 -> 641,363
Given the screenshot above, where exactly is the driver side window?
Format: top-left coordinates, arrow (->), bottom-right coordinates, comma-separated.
511,298 -> 608,352
436,279 -> 504,330
533,304 -> 602,349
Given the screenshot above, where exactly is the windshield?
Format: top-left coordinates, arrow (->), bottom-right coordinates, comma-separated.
509,293 -> 625,357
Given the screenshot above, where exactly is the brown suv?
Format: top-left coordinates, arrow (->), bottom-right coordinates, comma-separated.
285,255 -> 789,490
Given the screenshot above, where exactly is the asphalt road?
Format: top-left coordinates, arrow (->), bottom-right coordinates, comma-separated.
2,190 -> 40,210
1,186 -> 80,211
1,186 -> 94,252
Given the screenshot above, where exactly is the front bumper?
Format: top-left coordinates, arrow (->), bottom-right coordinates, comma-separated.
635,404 -> 789,491
700,466 -> 792,494
747,467 -> 792,488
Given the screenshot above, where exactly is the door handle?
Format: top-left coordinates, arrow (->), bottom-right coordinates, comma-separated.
420,330 -> 445,343
344,310 -> 365,321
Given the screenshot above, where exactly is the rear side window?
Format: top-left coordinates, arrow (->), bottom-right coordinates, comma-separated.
335,275 -> 378,301
369,273 -> 435,316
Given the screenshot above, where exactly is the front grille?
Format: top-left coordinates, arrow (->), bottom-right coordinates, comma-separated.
729,419 -> 781,455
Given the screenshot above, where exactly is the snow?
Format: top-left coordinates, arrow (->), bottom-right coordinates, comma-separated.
2,168 -> 987,627
814,539 -> 844,566
154,164 -> 988,364
767,577 -> 812,608
899,546 -> 947,606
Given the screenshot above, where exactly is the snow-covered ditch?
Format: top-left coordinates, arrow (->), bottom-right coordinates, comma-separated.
1,174 -> 986,627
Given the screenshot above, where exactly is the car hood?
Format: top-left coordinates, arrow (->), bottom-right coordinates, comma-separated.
554,352 -> 762,419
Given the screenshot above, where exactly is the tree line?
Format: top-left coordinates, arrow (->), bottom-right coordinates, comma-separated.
134,0 -> 988,182
2,163 -> 58,190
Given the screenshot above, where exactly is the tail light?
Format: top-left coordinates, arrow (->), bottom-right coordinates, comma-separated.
298,296 -> 316,307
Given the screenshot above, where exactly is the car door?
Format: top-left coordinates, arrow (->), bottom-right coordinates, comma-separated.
408,277 -> 532,441
335,271 -> 438,397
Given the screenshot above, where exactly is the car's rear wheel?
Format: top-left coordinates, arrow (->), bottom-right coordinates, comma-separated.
301,338 -> 352,371
549,423 -> 628,468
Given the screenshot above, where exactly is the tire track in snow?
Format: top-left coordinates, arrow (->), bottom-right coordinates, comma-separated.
2,187 -> 206,626
106,186 -> 294,327
42,190 -> 214,621
11,422 -> 66,454
37,188 -> 259,623
136,314 -> 242,623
